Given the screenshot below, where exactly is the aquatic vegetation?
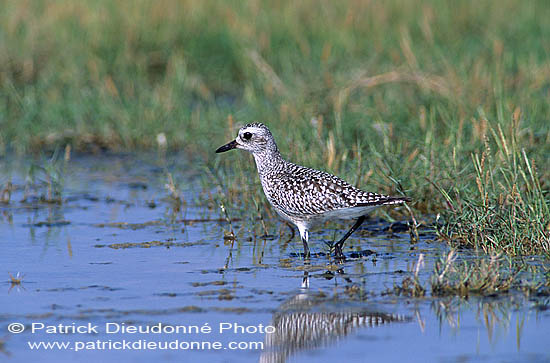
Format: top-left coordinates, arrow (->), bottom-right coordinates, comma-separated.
0,182 -> 13,204
431,251 -> 515,296
431,251 -> 550,297
386,254 -> 426,297
386,251 -> 550,298
94,240 -> 209,249
21,152 -> 66,204
164,172 -> 185,212
386,276 -> 426,298
0,337 -> 9,357
8,272 -> 25,285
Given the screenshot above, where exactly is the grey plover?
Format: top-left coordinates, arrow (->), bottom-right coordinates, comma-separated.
216,123 -> 410,259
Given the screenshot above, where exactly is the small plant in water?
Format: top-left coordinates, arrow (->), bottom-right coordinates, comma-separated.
164,172 -> 185,212
431,251 -> 518,297
0,336 -> 9,357
0,182 -> 12,203
9,272 -> 25,285
219,202 -> 236,241
386,254 -> 426,297
25,151 -> 65,204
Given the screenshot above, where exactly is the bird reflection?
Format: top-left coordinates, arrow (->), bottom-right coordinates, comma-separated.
260,271 -> 410,363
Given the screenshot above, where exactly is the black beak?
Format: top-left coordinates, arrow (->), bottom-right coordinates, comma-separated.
215,140 -> 238,153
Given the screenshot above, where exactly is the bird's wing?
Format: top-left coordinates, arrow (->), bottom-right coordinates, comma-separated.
265,165 -> 401,217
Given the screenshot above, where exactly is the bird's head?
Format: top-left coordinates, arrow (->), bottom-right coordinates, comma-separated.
215,123 -> 277,155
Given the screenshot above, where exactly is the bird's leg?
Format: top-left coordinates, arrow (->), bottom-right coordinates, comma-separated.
334,216 -> 366,259
299,228 -> 311,260
301,236 -> 311,260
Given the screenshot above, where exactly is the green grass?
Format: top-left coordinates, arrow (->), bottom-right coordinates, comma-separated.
1,0 -> 550,255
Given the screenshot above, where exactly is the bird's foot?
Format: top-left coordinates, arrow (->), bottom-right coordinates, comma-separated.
334,245 -> 346,262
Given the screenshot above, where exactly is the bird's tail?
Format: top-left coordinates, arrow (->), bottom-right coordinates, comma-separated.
356,195 -> 411,207
383,196 -> 412,205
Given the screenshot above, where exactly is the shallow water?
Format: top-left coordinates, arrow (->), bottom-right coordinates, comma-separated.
1,154 -> 549,362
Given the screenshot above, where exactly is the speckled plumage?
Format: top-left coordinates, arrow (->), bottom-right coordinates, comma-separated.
216,122 -> 410,259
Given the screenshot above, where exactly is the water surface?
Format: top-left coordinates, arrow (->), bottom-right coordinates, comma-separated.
1,154 -> 549,362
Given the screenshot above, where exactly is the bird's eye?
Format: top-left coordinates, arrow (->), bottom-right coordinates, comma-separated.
242,132 -> 252,140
